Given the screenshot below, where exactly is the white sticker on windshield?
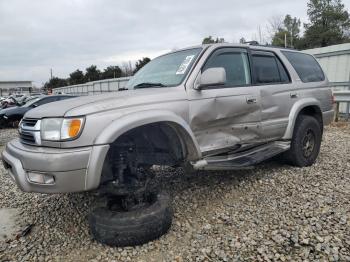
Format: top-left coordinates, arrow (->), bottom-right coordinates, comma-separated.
176,55 -> 195,75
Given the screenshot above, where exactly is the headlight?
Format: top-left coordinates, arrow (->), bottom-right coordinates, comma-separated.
41,117 -> 84,141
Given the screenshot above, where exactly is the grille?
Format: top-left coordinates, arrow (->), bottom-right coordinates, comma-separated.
21,118 -> 38,128
19,118 -> 40,145
19,130 -> 36,145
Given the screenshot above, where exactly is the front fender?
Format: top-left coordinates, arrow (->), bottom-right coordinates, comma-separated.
94,109 -> 202,160
282,98 -> 321,140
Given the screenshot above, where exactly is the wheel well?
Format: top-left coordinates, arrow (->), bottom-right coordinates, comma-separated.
298,105 -> 323,133
100,122 -> 187,185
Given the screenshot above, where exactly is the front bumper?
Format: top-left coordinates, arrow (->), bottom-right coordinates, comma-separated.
1,138 -> 109,193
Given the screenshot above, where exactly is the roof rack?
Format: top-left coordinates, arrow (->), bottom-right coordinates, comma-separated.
243,41 -> 297,50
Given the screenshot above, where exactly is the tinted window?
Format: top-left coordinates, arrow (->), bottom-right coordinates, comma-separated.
282,51 -> 325,82
203,49 -> 251,87
36,97 -> 59,106
252,55 -> 286,84
276,59 -> 290,83
57,96 -> 75,101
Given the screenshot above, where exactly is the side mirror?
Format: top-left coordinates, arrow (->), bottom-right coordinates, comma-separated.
195,67 -> 226,90
32,103 -> 38,108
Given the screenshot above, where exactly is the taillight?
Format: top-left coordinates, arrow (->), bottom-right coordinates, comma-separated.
331,94 -> 336,104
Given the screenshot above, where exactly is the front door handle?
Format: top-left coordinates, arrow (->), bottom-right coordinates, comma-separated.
290,92 -> 298,99
246,97 -> 257,104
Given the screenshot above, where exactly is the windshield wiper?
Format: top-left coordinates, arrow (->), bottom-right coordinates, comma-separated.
133,82 -> 166,89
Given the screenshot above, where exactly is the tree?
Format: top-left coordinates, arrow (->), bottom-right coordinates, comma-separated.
302,0 -> 350,48
202,36 -> 225,44
271,15 -> 301,48
102,66 -> 123,79
121,61 -> 134,77
69,69 -> 85,85
44,77 -> 68,90
133,57 -> 151,74
85,65 -> 101,82
239,37 -> 246,44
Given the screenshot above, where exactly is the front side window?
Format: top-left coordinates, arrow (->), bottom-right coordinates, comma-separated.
282,51 -> 325,82
202,48 -> 251,87
126,48 -> 202,89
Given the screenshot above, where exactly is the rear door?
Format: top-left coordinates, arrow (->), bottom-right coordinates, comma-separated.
251,50 -> 295,140
188,47 -> 262,154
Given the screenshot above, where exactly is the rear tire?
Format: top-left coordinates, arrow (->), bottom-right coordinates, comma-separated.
283,115 -> 322,167
88,191 -> 173,247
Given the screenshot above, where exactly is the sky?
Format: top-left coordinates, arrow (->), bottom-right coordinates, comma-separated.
0,0 -> 318,86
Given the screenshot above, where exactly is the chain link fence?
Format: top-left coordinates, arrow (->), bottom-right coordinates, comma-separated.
52,77 -> 131,96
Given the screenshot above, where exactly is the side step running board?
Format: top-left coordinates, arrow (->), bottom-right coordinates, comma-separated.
192,141 -> 290,170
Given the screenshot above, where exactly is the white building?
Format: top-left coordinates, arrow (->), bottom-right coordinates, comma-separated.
0,81 -> 32,96
304,43 -> 350,115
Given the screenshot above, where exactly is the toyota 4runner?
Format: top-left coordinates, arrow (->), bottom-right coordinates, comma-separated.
2,43 -> 334,246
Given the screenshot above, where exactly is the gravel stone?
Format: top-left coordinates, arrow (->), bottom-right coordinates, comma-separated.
0,123 -> 350,261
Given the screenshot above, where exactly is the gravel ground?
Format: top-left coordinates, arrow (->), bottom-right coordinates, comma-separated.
0,124 -> 350,262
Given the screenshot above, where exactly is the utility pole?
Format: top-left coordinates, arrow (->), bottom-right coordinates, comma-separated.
284,33 -> 287,48
50,68 -> 53,80
258,25 -> 262,44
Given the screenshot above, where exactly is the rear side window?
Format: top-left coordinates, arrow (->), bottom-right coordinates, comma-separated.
277,59 -> 290,83
252,55 -> 280,84
252,52 -> 290,84
282,51 -> 325,82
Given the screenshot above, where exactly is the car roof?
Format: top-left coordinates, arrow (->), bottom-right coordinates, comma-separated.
161,43 -> 303,57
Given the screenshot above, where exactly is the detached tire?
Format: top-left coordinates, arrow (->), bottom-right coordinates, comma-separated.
88,191 -> 173,247
283,115 -> 322,167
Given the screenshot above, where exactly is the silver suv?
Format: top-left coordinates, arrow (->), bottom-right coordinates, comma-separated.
2,43 -> 334,246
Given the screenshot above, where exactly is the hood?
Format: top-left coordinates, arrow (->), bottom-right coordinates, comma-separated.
25,87 -> 186,119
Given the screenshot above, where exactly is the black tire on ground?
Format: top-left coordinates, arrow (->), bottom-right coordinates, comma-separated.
283,114 -> 322,167
88,191 -> 173,247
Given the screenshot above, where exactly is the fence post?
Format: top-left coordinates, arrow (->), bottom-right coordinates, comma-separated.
335,102 -> 340,122
346,75 -> 350,121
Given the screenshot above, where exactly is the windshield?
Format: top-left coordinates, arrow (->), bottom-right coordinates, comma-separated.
21,97 -> 41,108
126,48 -> 202,89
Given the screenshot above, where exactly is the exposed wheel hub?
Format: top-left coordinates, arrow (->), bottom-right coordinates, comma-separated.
302,129 -> 315,158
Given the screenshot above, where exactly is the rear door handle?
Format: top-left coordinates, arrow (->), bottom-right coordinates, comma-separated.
290,92 -> 298,99
246,97 -> 257,104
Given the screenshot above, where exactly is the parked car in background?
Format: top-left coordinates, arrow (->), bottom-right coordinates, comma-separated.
0,95 -> 76,128
1,96 -> 19,109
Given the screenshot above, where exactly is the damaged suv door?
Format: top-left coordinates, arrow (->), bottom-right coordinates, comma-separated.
188,47 -> 262,154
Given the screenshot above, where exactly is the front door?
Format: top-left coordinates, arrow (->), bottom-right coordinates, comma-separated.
187,47 -> 262,155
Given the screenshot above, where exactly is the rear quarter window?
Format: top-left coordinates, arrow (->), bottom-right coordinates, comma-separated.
282,51 -> 325,83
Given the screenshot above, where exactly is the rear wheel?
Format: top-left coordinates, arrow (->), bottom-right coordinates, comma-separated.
283,115 -> 322,167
